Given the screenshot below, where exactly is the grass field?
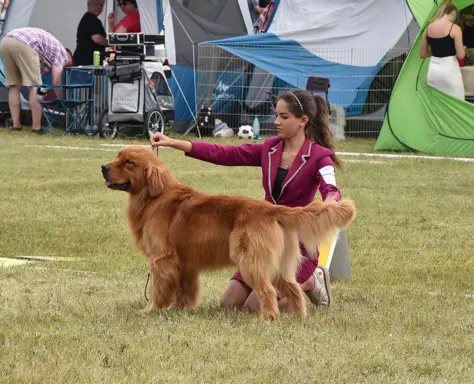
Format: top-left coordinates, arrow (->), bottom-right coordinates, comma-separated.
1,129 -> 474,383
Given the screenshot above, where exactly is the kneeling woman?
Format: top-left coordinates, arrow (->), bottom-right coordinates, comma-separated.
420,2 -> 465,99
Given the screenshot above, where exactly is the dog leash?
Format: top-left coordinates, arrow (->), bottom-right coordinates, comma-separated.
151,144 -> 159,157
144,272 -> 150,302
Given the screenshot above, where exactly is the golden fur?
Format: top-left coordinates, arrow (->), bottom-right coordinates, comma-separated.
102,146 -> 356,319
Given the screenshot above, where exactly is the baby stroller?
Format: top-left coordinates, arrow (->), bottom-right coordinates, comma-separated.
98,34 -> 168,139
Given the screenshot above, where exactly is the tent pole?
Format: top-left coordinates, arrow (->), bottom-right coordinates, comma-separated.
170,5 -> 200,137
192,42 -> 201,138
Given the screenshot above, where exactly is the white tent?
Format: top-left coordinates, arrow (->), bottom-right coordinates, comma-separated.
0,0 -> 165,129
1,0 -> 163,51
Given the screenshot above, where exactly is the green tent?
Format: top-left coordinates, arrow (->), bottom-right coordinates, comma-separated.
375,0 -> 474,155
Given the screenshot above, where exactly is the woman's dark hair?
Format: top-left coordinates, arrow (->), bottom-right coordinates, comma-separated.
277,90 -> 342,169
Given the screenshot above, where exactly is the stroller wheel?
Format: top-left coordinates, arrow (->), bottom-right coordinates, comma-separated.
144,108 -> 165,139
98,109 -> 118,139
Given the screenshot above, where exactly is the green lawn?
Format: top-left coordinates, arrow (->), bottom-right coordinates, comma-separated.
1,129 -> 473,383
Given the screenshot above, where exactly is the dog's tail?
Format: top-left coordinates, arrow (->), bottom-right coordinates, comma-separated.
274,199 -> 356,255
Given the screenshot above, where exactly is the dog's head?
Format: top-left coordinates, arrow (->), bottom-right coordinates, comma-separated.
101,146 -> 167,197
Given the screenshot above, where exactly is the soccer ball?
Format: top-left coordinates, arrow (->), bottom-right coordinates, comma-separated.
237,125 -> 253,139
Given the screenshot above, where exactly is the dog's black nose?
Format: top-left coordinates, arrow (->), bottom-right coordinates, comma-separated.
101,164 -> 109,175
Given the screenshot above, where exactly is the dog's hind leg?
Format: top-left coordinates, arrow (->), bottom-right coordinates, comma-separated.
230,222 -> 282,320
241,266 -> 279,320
274,278 -> 306,317
275,231 -> 307,317
145,256 -> 180,313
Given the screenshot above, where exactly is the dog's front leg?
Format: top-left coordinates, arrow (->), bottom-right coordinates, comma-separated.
144,256 -> 180,314
171,269 -> 200,309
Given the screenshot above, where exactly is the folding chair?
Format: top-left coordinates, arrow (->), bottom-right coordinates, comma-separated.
34,69 -> 95,135
306,76 -> 331,113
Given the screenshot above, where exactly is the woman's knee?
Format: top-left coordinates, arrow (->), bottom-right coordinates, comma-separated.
242,291 -> 260,313
219,279 -> 252,309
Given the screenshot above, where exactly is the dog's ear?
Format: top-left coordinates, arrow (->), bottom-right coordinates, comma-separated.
146,163 -> 164,197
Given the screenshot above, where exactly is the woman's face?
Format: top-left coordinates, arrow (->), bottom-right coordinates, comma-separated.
90,1 -> 104,16
274,99 -> 307,140
118,0 -> 136,14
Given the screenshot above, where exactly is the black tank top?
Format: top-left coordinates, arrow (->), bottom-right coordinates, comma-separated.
272,167 -> 289,202
427,23 -> 457,58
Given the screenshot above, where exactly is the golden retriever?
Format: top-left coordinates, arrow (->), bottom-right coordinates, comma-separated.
101,146 -> 356,320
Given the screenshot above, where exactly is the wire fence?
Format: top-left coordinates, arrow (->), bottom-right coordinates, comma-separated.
196,44 -> 409,139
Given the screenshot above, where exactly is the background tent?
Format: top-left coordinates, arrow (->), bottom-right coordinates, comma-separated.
375,0 -> 474,155
0,0 -> 166,125
200,0 -> 414,117
164,0 -> 253,133
1,0 -> 166,51
1,0 -> 253,133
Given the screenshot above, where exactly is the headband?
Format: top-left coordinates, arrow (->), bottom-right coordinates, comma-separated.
288,92 -> 303,113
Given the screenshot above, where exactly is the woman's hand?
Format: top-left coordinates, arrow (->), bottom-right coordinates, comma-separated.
150,133 -> 193,153
108,12 -> 115,25
150,132 -> 174,148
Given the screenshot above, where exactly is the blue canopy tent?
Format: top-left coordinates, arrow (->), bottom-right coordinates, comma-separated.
203,32 -> 385,117
197,0 -> 415,130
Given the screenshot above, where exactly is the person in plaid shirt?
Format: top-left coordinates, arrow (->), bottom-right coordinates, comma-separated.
0,27 -> 72,134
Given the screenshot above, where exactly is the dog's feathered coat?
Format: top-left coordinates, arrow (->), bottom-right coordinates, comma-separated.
102,146 -> 355,319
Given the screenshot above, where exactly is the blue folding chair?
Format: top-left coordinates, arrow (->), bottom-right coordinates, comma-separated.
34,69 -> 95,135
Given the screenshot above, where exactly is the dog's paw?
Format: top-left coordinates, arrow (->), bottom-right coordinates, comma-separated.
140,304 -> 156,316
261,313 -> 279,321
260,308 -> 280,321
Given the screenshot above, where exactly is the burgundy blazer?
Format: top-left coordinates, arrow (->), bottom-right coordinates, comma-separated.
185,136 -> 341,207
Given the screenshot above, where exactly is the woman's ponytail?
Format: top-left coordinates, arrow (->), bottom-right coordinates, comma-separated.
308,96 -> 342,170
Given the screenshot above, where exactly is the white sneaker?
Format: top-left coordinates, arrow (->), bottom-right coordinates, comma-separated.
306,266 -> 332,307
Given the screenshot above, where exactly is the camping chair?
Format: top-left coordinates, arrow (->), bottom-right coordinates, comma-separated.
306,76 -> 331,114
34,69 -> 95,135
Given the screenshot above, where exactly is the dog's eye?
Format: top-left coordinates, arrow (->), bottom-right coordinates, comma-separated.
125,160 -> 135,166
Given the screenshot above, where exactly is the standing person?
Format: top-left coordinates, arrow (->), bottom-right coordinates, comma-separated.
150,90 -> 343,311
73,0 -> 108,66
248,0 -> 271,23
255,0 -> 271,15
420,2 -> 466,99
0,27 -> 72,133
108,0 -> 141,33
